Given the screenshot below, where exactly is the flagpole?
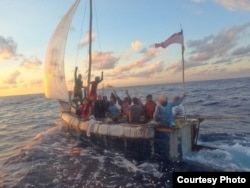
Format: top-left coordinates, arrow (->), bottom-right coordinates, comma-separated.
182,44 -> 185,93
179,26 -> 185,92
154,28 -> 187,121
181,29 -> 187,121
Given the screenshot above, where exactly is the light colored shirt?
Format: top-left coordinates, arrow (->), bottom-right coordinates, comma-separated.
173,104 -> 185,117
154,96 -> 184,126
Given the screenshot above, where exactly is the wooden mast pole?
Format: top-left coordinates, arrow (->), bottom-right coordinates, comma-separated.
87,0 -> 93,98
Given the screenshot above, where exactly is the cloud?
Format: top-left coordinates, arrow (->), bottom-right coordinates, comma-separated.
187,22 -> 250,62
131,40 -> 143,51
189,51 -> 211,61
212,57 -> 233,64
19,57 -> 42,70
0,36 -> 17,60
167,60 -> 206,73
4,71 -> 21,85
201,66 -> 249,79
79,31 -> 96,48
212,56 -> 244,65
188,67 -> 227,78
30,79 -> 42,86
113,46 -> 157,74
231,44 -> 250,56
92,51 -> 119,70
0,86 -> 9,89
139,46 -> 158,57
235,67 -> 250,75
132,61 -> 164,77
214,0 -> 250,11
113,58 -> 145,74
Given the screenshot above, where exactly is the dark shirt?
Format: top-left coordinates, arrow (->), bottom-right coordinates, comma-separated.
74,79 -> 83,93
94,100 -> 107,119
74,69 -> 83,93
128,104 -> 144,123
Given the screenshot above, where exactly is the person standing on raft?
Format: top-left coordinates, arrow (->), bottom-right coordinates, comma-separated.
89,71 -> 103,101
73,66 -> 86,105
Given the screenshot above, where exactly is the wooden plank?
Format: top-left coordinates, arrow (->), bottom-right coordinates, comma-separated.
155,127 -> 173,132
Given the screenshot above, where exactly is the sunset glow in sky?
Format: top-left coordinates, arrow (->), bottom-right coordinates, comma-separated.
0,0 -> 250,96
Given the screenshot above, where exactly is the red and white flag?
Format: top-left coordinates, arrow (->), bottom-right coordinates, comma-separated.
155,30 -> 185,54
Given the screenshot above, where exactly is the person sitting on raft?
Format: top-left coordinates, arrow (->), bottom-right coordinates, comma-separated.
78,98 -> 93,121
105,95 -> 122,123
112,90 -> 132,120
144,94 -> 157,123
154,92 -> 186,127
128,97 -> 144,124
94,95 -> 107,120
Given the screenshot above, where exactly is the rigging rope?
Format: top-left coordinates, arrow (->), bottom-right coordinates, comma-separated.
71,0 -> 105,96
93,0 -> 105,95
74,0 -> 88,68
71,0 -> 88,93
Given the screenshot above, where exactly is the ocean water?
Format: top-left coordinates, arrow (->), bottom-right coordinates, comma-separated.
1,77 -> 250,187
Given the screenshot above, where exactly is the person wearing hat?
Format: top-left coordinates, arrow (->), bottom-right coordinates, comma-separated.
153,92 -> 186,127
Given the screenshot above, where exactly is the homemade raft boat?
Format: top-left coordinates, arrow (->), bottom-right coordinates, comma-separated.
44,0 -> 203,161
44,0 -> 246,161
59,101 -> 204,161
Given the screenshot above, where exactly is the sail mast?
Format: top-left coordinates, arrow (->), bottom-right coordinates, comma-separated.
87,0 -> 93,97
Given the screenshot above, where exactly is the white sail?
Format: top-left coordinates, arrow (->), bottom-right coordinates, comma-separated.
44,0 -> 80,101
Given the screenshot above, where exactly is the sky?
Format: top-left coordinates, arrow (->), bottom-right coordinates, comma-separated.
0,0 -> 250,97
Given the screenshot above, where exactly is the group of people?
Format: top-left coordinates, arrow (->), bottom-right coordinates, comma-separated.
73,66 -> 103,103
73,67 -> 186,127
